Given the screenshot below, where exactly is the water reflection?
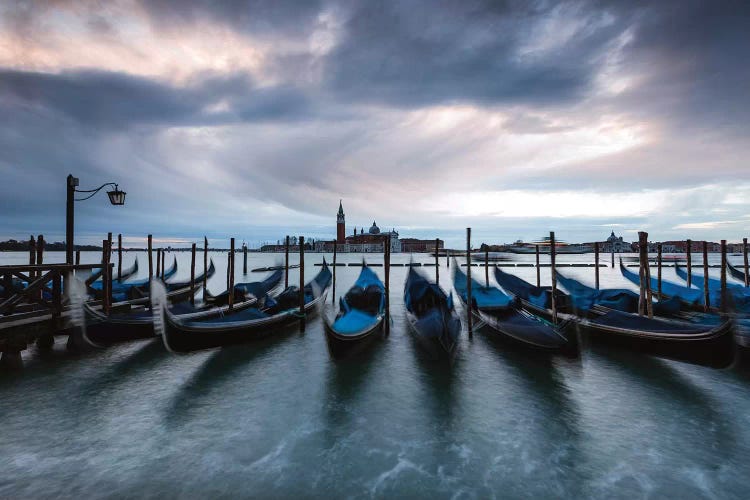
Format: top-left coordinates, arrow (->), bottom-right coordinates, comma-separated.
164,331 -> 295,426
77,338 -> 165,396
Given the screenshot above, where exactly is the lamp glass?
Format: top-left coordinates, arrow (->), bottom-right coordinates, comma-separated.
107,189 -> 126,205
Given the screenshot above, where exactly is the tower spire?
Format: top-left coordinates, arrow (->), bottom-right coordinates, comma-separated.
336,199 -> 346,244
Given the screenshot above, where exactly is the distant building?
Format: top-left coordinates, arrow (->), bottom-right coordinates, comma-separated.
401,238 -> 444,253
337,200 -> 346,244
601,231 -> 631,253
343,221 -> 400,253
265,201 -> 441,252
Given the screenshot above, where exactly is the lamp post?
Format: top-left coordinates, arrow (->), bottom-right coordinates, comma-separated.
65,174 -> 126,265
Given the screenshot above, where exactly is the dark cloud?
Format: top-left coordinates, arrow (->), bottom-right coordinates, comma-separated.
321,0 -> 632,108
0,69 -> 318,129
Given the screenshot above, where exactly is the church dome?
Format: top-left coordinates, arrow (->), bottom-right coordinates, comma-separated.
369,221 -> 380,234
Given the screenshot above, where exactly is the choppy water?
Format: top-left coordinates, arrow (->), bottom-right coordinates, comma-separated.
2,250 -> 749,498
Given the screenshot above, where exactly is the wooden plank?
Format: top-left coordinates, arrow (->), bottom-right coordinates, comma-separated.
0,263 -> 100,272
0,270 -> 56,313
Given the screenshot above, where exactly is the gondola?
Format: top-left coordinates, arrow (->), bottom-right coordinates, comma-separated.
121,256 -> 179,299
404,266 -> 461,358
86,258 -> 139,293
88,256 -> 178,301
204,269 -> 282,306
157,261 -> 332,353
452,261 -> 573,354
619,259 -> 703,307
82,285 -> 258,346
552,270 -> 735,368
164,259 -> 216,291
324,264 -> 386,357
727,261 -> 749,284
675,262 -> 750,313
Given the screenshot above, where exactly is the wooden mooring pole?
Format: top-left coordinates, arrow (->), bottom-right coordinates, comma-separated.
611,247 -> 614,268
284,235 -> 290,289
36,235 -> 44,278
332,239 -> 337,304
435,238 -> 440,285
229,238 -> 235,310
117,233 -> 122,281
638,232 -> 646,316
384,235 -> 391,335
744,237 -> 749,288
29,235 -> 36,273
535,244 -> 540,287
298,236 -> 305,321
550,232 -> 558,325
466,228 -> 473,337
156,248 -> 161,278
657,243 -> 663,299
720,240 -> 727,314
36,234 -> 44,299
103,239 -> 111,315
243,243 -> 248,275
702,241 -> 710,312
75,250 -> 81,266
594,242 -> 600,290
161,249 -> 165,280
203,236 -> 208,301
644,235 -> 653,318
484,246 -> 490,288
190,242 -> 196,306
148,234 -> 153,278
685,240 -> 693,288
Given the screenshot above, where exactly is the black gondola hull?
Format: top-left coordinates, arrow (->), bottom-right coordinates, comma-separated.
162,292 -> 327,353
324,317 -> 384,358
405,311 -> 459,359
575,319 -> 735,368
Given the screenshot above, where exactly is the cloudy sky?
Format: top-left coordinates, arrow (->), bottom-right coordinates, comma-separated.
1,0 -> 748,248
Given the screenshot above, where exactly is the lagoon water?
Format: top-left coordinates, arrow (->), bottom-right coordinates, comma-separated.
2,250 -> 749,498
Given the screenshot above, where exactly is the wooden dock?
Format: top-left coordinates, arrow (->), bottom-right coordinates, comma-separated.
1,262 -> 111,369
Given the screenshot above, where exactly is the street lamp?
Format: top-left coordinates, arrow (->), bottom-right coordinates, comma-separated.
66,174 -> 127,265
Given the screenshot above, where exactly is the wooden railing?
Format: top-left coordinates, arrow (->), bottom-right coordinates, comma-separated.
0,263 -> 114,318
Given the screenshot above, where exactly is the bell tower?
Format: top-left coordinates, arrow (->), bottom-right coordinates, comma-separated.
337,200 -> 345,243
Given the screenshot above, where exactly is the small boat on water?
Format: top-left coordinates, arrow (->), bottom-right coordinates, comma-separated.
89,257 -> 178,301
157,262 -> 331,353
204,269 -> 282,306
552,271 -> 735,368
619,259 -> 703,306
86,258 -> 139,285
674,262 -> 750,313
453,261 -> 573,354
82,287 -> 258,346
404,266 -> 461,358
556,271 -> 684,317
727,261 -> 749,286
164,259 -> 216,292
324,263 -> 386,357
507,237 -> 592,254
